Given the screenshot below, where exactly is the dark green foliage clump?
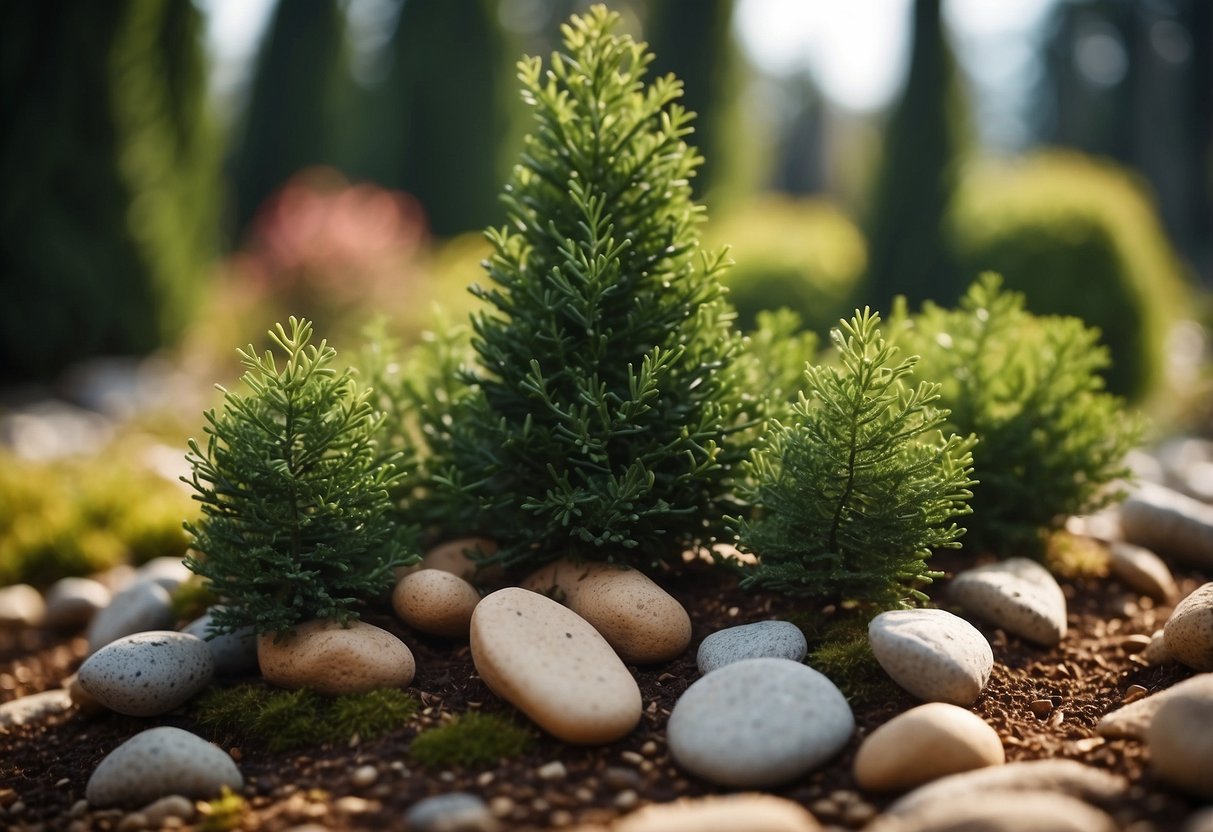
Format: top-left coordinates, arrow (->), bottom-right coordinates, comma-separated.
192,684 -> 419,752
409,711 -> 533,769
1,0 -> 218,382
804,617 -> 901,706
892,274 -> 1142,557
737,310 -> 975,609
184,318 -> 416,636
433,7 -> 761,571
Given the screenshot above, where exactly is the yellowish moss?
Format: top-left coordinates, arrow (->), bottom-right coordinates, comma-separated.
1045,530 -> 1110,579
197,787 -> 247,832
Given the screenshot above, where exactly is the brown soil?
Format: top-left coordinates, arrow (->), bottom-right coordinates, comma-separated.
0,556 -> 1206,832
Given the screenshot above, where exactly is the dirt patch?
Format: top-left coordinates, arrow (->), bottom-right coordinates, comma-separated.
0,557 -> 1206,831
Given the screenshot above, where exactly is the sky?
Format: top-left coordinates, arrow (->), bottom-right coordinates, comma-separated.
198,0 -> 1058,145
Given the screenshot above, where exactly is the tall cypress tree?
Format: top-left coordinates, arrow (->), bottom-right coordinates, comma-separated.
433,7 -> 761,571
0,0 -> 218,382
863,0 -> 968,312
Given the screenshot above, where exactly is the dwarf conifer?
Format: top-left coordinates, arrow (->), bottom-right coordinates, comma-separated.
432,7 -> 762,571
184,318 -> 415,636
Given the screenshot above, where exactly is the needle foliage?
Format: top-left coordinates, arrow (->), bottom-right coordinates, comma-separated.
431,6 -> 764,571
184,318 -> 416,636
736,309 -> 975,608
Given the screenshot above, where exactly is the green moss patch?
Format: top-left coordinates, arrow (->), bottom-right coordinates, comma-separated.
409,711 -> 533,768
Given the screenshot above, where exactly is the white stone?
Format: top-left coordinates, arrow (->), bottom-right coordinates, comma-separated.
0,689 -> 73,728
522,558 -> 691,664
869,791 -> 1116,832
667,657 -> 853,788
1146,673 -> 1213,799
1142,628 -> 1172,666
1097,673 -> 1213,740
0,584 -> 45,628
1120,481 -> 1213,568
868,609 -> 993,705
258,619 -> 415,696
139,795 -> 195,826
949,558 -> 1067,647
135,557 -> 192,592
1107,542 -> 1177,602
612,793 -> 822,832
885,759 -> 1126,816
470,588 -> 641,745
1164,582 -> 1213,671
697,621 -> 807,675
392,569 -> 480,638
78,631 -> 213,716
85,727 -> 243,807
85,580 -> 174,655
43,577 -> 111,629
183,609 -> 258,676
404,792 -> 499,832
853,703 -> 1004,792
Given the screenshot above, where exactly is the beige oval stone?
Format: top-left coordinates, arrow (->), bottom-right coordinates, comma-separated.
612,793 -> 821,832
854,703 -> 1004,792
470,588 -> 641,744
392,569 -> 480,638
870,791 -> 1116,832
1108,542 -> 1177,602
1097,673 -> 1213,740
398,538 -> 503,587
1146,674 -> 1213,799
522,558 -> 691,664
1164,582 -> 1213,671
258,619 -> 415,695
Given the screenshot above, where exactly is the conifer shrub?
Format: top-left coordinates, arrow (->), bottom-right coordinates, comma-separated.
891,274 -> 1142,557
736,310 -> 975,609
949,152 -> 1188,401
409,711 -> 533,768
430,6 -> 765,572
183,318 -> 416,636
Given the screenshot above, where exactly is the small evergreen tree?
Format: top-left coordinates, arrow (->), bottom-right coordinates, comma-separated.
184,318 -> 415,636
891,273 -> 1142,556
737,310 -> 975,609
434,6 -> 764,572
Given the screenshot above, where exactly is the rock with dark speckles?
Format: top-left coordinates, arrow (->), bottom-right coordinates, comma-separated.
78,631 -> 213,716
697,621 -> 808,675
86,727 -> 242,806
1163,583 -> 1213,671
949,559 -> 1067,647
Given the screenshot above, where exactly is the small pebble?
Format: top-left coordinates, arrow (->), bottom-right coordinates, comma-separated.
86,727 -> 243,807
135,558 -> 192,592
85,580 -> 174,655
696,620 -> 807,674
949,558 -> 1067,647
350,765 -> 378,789
1107,542 -> 1177,602
404,792 -> 499,832
1030,699 -> 1053,718
139,795 -> 195,826
0,584 -> 45,628
43,577 -> 111,630
1163,583 -> 1213,671
392,570 -> 480,638
610,793 -> 821,832
0,689 -> 73,727
854,703 -> 1005,791
536,761 -> 567,781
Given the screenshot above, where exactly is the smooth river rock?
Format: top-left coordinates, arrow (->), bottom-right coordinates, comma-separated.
0,689 -> 74,728
667,657 -> 853,788
470,588 -> 641,744
399,537 -> 504,588
611,793 -> 822,832
853,702 -> 1005,791
86,727 -> 243,806
404,792 -> 499,832
696,620 -> 807,675
183,609 -> 258,676
1163,582 -> 1213,671
78,631 -> 213,716
258,619 -> 415,695
1120,481 -> 1213,568
868,609 -> 993,705
85,580 -> 174,654
869,791 -> 1116,832
0,583 -> 45,628
1146,673 -> 1213,799
392,569 -> 480,638
949,558 -> 1067,647
43,577 -> 111,629
1097,673 -> 1213,739
135,557 -> 192,592
1107,542 -> 1177,602
523,558 -> 691,664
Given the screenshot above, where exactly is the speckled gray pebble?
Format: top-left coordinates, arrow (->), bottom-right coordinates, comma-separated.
404,792 -> 500,832
184,609 -> 257,676
86,726 -> 242,807
1163,582 -> 1213,671
85,580 -> 174,654
44,577 -> 111,630
949,558 -> 1067,646
697,620 -> 808,674
667,657 -> 853,788
868,609 -> 993,706
79,631 -> 213,716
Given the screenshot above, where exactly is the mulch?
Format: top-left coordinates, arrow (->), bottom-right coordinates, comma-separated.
0,553 -> 1206,831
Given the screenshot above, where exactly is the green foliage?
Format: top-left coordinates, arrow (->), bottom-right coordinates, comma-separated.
864,0 -> 969,313
737,309 -> 975,609
192,683 -> 419,752
409,711 -> 533,769
891,274 -> 1142,557
432,6 -> 763,571
0,449 -> 194,586
1,0 -> 219,382
184,318 -> 416,636
950,151 -> 1188,401
198,787 -> 247,832
708,197 -> 868,337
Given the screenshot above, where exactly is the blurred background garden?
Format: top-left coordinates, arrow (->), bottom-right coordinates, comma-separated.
0,0 -> 1210,585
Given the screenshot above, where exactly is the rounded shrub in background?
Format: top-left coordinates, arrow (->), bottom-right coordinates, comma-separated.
949,151 -> 1189,402
707,197 -> 867,338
